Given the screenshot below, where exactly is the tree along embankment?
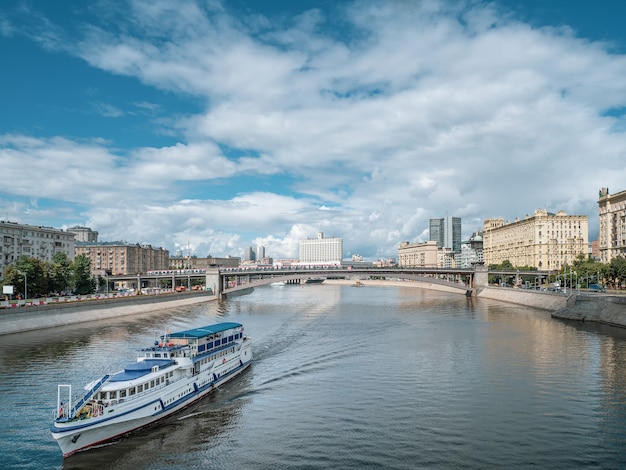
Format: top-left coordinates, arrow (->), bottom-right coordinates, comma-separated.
551,294 -> 626,328
0,291 -> 216,336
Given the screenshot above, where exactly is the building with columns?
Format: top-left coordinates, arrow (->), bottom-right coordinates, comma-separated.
483,209 -> 588,270
598,187 -> 626,263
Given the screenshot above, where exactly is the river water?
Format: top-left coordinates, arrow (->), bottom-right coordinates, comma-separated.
2,283 -> 626,469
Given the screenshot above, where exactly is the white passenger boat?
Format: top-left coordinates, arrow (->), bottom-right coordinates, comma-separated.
51,322 -> 252,457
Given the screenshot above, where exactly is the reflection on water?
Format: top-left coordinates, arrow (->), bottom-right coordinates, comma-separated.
2,285 -> 626,469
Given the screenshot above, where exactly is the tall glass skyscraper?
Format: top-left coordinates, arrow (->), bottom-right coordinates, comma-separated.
429,216 -> 462,252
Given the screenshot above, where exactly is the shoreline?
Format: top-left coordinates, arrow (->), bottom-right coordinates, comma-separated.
2,279 -> 625,335
0,292 -> 216,336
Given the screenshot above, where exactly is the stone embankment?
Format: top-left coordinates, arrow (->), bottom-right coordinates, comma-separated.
551,294 -> 626,328
476,286 -> 569,311
477,286 -> 626,328
0,291 -> 216,336
2,280 -> 625,335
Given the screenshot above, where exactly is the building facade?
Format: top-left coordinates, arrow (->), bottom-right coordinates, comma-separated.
598,187 -> 626,263
429,216 -> 462,252
398,240 -> 438,268
0,221 -> 75,278
169,256 -> 241,269
74,242 -> 169,276
455,232 -> 484,268
299,232 -> 343,265
483,209 -> 588,270
67,226 -> 99,243
244,246 -> 256,262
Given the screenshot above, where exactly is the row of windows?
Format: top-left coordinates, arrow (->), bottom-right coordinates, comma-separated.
197,333 -> 240,352
97,371 -> 174,401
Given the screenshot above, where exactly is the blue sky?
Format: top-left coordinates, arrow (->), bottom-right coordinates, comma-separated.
1,0 -> 625,261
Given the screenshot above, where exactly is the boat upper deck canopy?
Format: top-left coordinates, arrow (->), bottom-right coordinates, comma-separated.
166,322 -> 242,340
110,359 -> 174,382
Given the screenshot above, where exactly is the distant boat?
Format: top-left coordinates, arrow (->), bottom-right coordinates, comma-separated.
270,281 -> 285,287
305,278 -> 325,284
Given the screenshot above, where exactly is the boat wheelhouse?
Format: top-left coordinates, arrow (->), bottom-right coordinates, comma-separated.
51,322 -> 252,457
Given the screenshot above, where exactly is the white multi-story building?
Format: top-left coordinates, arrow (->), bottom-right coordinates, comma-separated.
67,226 -> 99,243
299,232 -> 343,265
455,232 -> 484,268
483,209 -> 588,270
0,220 -> 76,278
598,187 -> 626,263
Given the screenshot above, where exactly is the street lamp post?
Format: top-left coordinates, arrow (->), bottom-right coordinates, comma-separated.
17,269 -> 27,301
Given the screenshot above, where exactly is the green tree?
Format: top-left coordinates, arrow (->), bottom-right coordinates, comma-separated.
609,256 -> 626,289
50,252 -> 73,295
72,254 -> 96,295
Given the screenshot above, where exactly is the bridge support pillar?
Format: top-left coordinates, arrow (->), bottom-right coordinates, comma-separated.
474,265 -> 489,292
205,269 -> 223,300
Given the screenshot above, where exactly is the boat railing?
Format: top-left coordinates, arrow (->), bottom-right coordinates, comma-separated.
69,374 -> 110,418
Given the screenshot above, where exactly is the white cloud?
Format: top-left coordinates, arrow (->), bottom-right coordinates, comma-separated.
2,0 -> 626,260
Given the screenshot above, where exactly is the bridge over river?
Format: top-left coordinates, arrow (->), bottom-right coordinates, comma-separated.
109,266 -> 552,300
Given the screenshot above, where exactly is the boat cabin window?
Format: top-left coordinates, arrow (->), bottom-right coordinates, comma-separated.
120,390 -> 127,398
154,353 -> 162,358
110,391 -> 117,399
150,380 -> 155,387
138,384 -> 143,393
129,387 -> 136,396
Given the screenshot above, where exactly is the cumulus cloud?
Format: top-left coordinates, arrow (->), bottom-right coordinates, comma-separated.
1,0 -> 626,260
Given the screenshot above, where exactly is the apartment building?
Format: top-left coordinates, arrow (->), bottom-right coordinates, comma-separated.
75,241 -> 169,276
598,187 -> 626,263
483,209 -> 588,270
0,220 -> 75,278
299,232 -> 343,265
169,256 -> 240,269
398,240 -> 438,268
67,226 -> 99,242
455,232 -> 484,268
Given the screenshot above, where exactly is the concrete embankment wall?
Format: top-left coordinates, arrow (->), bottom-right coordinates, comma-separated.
477,286 -> 569,311
325,278 -> 468,294
0,292 -> 216,336
551,295 -> 626,328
